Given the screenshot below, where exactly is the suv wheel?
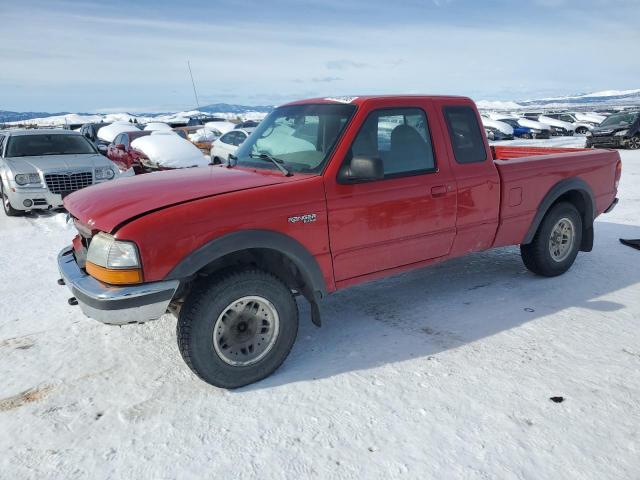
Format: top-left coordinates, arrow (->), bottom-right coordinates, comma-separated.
177,269 -> 299,388
575,127 -> 589,135
520,202 -> 582,277
1,182 -> 22,217
628,135 -> 640,150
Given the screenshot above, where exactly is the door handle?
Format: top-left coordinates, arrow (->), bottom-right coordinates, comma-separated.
431,185 -> 448,197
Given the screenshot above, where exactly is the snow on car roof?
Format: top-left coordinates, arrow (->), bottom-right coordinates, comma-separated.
131,133 -> 209,169
97,123 -> 141,143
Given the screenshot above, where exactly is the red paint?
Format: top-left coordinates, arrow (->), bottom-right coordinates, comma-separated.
64,96 -> 620,291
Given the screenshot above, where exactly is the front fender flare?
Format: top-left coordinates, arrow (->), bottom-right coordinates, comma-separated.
165,229 -> 328,299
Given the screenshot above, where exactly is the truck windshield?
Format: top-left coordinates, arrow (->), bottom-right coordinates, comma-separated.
6,134 -> 98,157
600,112 -> 639,127
234,103 -> 356,174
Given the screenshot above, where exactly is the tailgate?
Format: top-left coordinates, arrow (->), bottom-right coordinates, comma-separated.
491,148 -> 620,248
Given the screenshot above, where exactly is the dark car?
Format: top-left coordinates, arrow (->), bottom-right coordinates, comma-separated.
79,122 -> 112,155
586,111 -> 640,149
106,130 -> 152,173
234,120 -> 261,129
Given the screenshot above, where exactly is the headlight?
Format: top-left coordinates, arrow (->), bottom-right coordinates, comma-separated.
14,173 -> 41,186
615,129 -> 629,137
586,131 -> 592,137
95,167 -> 115,180
86,232 -> 142,284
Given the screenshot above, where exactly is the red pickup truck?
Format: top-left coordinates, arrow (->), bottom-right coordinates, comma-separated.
58,95 -> 621,388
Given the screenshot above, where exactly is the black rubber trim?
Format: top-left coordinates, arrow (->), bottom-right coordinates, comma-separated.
523,177 -> 596,245
604,197 -> 619,213
165,229 -> 327,296
71,287 -> 175,311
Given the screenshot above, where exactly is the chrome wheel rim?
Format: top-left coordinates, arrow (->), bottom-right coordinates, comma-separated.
630,137 -> 640,150
213,295 -> 279,366
548,217 -> 575,262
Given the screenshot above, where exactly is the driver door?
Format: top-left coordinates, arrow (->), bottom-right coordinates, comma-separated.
326,104 -> 457,282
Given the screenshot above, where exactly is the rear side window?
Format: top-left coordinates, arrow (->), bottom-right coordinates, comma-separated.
443,106 -> 487,164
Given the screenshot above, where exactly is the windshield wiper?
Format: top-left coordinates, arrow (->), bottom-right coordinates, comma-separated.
249,153 -> 292,177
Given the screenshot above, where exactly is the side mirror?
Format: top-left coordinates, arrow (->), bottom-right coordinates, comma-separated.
116,144 -> 126,151
339,155 -> 384,183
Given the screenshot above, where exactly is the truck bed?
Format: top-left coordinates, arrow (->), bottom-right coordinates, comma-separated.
490,146 -> 620,248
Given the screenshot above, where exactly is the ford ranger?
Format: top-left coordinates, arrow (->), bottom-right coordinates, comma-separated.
57,95 -> 621,388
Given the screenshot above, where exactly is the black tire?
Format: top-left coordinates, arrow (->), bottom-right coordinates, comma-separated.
1,182 -> 23,217
212,156 -> 222,165
520,202 -> 582,277
575,127 -> 589,135
177,269 -> 299,388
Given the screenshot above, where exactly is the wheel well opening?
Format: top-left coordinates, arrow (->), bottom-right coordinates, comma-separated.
551,189 -> 593,251
199,248 -> 310,294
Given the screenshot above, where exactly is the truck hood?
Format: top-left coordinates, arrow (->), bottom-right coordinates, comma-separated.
64,165 -> 304,233
5,153 -> 111,173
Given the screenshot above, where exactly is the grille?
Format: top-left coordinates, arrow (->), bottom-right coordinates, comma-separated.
45,172 -> 93,195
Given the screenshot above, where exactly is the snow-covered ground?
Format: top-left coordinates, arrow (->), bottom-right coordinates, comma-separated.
1,139 -> 638,479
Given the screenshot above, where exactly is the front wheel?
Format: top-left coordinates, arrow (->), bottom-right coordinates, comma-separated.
628,135 -> 640,150
177,269 -> 299,388
520,202 -> 582,277
1,182 -> 22,217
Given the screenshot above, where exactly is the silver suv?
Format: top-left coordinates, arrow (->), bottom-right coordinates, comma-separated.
0,129 -> 118,216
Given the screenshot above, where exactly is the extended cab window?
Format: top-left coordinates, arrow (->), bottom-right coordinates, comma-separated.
443,106 -> 487,164
350,107 -> 436,177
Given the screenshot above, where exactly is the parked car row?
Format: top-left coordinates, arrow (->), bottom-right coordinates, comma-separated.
481,109 -> 640,149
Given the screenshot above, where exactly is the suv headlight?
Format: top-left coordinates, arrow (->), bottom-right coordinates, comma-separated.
86,232 -> 142,284
614,129 -> 629,137
586,131 -> 592,137
95,167 -> 115,180
14,173 -> 41,186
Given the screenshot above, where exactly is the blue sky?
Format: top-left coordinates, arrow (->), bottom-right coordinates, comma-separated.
1,0 -> 639,112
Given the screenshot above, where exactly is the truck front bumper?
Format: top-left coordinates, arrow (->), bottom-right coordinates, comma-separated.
57,246 -> 179,325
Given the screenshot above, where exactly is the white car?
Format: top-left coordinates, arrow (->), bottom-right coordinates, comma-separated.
544,113 -> 599,134
537,115 -> 575,136
0,129 -> 118,215
209,128 -> 255,164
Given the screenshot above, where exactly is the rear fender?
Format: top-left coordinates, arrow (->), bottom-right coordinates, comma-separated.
522,178 -> 596,252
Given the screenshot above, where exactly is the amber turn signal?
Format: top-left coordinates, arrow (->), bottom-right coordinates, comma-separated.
86,262 -> 143,285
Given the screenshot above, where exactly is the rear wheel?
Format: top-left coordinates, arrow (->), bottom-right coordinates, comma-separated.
628,135 -> 640,150
177,269 -> 299,388
520,202 -> 582,277
575,126 -> 589,135
1,182 -> 22,217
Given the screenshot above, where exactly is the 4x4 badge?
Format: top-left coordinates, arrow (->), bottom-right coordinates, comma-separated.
288,213 -> 317,224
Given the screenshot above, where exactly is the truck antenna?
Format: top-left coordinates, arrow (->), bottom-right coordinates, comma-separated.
187,60 -> 201,111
